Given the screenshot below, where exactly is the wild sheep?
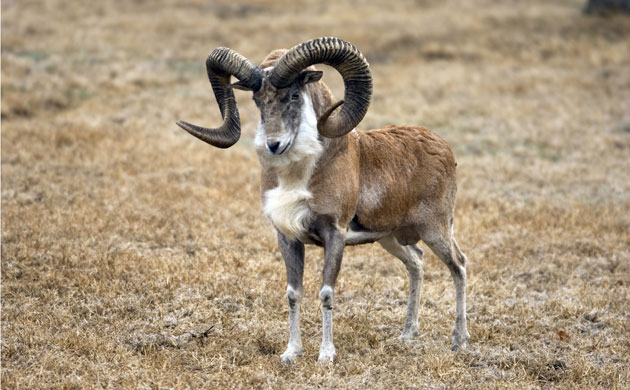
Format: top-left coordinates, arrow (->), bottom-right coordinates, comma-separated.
177,37 -> 469,364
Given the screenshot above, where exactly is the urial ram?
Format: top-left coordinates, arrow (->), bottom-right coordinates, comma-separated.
177,37 -> 469,364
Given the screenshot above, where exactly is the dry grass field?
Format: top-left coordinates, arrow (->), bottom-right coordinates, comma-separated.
2,0 -> 630,388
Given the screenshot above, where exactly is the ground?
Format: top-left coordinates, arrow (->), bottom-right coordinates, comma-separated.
2,0 -> 629,388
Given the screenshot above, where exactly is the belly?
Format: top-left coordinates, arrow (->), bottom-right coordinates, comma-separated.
345,229 -> 389,245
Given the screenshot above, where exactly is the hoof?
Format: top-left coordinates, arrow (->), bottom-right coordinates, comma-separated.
317,353 -> 335,365
280,349 -> 302,364
318,342 -> 335,364
399,327 -> 419,341
451,331 -> 470,351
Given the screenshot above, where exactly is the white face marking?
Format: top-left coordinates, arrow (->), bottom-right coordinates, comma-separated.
261,92 -> 323,239
256,91 -> 322,168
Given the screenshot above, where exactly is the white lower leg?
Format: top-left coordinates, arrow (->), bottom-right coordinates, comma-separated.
281,286 -> 303,363
402,269 -> 422,339
452,267 -> 469,349
378,237 -> 423,340
318,285 -> 336,363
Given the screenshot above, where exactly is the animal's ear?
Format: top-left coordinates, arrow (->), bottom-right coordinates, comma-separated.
298,70 -> 323,86
231,80 -> 254,91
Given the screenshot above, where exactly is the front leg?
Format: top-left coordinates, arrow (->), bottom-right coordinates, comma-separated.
316,222 -> 345,364
277,232 -> 305,364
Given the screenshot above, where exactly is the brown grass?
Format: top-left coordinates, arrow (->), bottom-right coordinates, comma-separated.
2,0 -> 630,388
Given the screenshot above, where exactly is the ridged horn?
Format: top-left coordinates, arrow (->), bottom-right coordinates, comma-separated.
269,37 -> 372,138
176,47 -> 262,148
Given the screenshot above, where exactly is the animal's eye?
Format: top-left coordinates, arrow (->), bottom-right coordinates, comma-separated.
291,92 -> 300,101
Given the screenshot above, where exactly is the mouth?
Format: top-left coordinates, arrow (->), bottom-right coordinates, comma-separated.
276,140 -> 291,155
268,139 -> 292,155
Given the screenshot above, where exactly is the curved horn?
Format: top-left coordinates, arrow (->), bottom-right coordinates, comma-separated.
176,47 -> 262,148
269,37 -> 372,138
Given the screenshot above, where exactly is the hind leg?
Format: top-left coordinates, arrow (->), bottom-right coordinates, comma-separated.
378,235 -> 424,340
452,237 -> 467,266
422,226 -> 469,350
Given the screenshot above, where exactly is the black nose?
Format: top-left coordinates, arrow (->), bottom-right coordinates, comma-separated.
267,141 -> 281,153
